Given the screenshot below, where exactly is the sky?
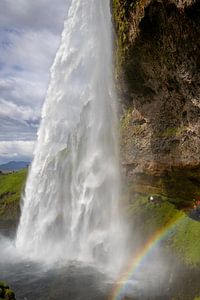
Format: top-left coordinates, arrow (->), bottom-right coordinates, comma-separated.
0,0 -> 69,164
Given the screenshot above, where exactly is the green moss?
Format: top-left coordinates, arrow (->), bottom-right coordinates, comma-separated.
120,108 -> 132,130
172,217 -> 200,265
112,0 -> 136,77
128,194 -> 200,266
0,169 -> 27,220
4,289 -> 15,300
129,195 -> 183,233
157,126 -> 187,138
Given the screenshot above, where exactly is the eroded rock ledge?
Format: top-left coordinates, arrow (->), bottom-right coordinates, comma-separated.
113,0 -> 200,204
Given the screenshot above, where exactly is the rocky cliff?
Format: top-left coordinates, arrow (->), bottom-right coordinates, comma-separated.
113,0 -> 200,206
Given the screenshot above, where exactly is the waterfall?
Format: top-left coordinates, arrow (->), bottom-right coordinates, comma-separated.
16,0 -> 124,270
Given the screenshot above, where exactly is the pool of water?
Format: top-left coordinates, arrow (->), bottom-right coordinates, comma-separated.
0,233 -> 198,300
0,233 -> 114,300
1,259 -> 113,300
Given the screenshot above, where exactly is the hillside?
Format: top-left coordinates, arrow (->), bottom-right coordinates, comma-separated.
0,161 -> 29,172
0,169 -> 27,234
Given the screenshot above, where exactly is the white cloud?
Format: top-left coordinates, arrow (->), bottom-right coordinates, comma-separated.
0,71 -> 45,141
0,0 -> 69,33
0,29 -> 61,73
0,0 -> 69,161
0,76 -> 45,106
0,140 -> 35,164
0,98 -> 39,122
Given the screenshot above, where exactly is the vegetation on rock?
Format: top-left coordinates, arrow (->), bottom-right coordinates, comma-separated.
0,282 -> 15,300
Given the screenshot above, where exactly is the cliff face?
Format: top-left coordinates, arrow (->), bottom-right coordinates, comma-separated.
113,0 -> 200,204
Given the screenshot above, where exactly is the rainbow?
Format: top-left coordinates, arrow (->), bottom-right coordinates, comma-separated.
110,212 -> 185,300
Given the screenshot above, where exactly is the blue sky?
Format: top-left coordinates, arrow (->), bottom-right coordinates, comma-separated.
0,0 -> 69,164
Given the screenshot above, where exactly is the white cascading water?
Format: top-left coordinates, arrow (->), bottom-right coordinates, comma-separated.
16,0 -> 124,270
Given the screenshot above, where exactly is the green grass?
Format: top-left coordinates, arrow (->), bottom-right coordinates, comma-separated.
172,217 -> 200,265
0,169 -> 27,220
128,195 -> 200,266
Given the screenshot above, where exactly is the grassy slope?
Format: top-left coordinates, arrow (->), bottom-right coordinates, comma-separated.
0,169 -> 27,220
128,195 -> 200,266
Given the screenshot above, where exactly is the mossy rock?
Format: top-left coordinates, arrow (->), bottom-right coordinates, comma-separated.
0,283 -> 9,289
4,289 -> 15,300
0,282 -> 15,300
